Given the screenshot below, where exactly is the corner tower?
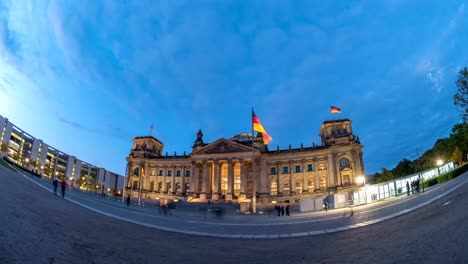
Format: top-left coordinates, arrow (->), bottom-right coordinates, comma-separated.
319,119 -> 358,146
129,136 -> 164,159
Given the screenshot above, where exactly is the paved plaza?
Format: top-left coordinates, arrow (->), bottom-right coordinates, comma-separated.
14,162 -> 468,238
1,162 -> 467,263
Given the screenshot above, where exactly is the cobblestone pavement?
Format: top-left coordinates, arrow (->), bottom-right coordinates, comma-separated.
1,163 -> 467,263
14,162 -> 468,238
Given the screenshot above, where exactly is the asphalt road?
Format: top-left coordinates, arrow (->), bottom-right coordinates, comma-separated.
1,163 -> 467,263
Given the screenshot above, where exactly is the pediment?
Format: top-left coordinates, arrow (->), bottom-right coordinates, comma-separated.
192,138 -> 254,155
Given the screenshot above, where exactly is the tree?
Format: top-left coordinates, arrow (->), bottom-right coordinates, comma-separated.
454,67 -> 468,123
392,158 -> 414,178
451,146 -> 463,165
376,168 -> 394,183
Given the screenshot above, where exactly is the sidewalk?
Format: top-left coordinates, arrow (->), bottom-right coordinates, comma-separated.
9,161 -> 468,239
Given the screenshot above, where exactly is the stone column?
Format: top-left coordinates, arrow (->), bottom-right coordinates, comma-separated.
144,163 -> 149,191
126,162 -> 133,188
327,154 -> 336,187
171,166 -> 176,195
190,161 -> 198,196
212,160 -> 220,200
239,159 -> 246,199
162,166 -> 167,193
200,161 -> 208,200
181,166 -> 186,195
314,160 -> 319,190
258,159 -> 268,199
301,160 -> 307,192
289,161 -> 293,194
276,162 -> 281,195
227,160 -> 234,200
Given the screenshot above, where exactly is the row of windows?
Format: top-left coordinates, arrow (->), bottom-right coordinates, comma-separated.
270,164 -> 314,175
331,129 -> 347,136
152,170 -> 191,177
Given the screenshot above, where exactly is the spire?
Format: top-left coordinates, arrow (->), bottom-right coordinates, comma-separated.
192,129 -> 205,152
150,123 -> 154,136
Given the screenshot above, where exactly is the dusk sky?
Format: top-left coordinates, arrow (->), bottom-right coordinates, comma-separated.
0,0 -> 467,176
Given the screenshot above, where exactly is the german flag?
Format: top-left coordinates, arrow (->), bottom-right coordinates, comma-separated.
252,110 -> 273,144
330,106 -> 341,113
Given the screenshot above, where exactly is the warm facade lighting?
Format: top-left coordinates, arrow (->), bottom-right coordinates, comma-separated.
436,160 -> 443,166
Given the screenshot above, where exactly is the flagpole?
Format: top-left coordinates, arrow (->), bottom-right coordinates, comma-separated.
138,161 -> 142,206
251,107 -> 257,213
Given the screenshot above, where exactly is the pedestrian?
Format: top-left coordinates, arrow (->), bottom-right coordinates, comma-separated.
126,195 -> 131,206
406,181 -> 410,196
286,205 -> 290,216
281,206 -> 285,216
324,201 -> 328,212
52,178 -> 58,195
276,205 -> 280,216
60,179 -> 67,198
274,205 -> 278,216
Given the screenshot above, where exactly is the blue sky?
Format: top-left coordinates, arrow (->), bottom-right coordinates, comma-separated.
0,0 -> 467,175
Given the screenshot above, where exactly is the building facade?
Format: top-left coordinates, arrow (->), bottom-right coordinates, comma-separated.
0,114 -> 125,193
126,119 -> 364,204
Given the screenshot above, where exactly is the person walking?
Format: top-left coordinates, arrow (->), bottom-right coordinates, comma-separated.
126,195 -> 131,207
52,178 -> 58,195
60,179 -> 67,198
406,181 -> 410,196
281,206 -> 285,216
286,205 -> 290,216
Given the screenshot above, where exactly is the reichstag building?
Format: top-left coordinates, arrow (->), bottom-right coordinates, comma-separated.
125,119 -> 364,205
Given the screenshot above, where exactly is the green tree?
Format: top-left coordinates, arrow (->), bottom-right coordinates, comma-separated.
392,158 -> 414,178
451,146 -> 463,165
454,67 -> 468,123
376,168 -> 394,183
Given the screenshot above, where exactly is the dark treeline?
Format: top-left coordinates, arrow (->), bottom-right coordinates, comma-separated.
370,123 -> 467,184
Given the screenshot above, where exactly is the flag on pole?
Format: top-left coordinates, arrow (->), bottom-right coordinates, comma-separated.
252,110 -> 273,144
141,166 -> 145,177
330,106 -> 342,113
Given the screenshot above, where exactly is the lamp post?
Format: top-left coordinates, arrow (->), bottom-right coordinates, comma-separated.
356,176 -> 367,204
436,159 -> 443,175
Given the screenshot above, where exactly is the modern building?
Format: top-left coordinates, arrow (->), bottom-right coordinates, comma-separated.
126,118 -> 365,207
0,114 -> 125,193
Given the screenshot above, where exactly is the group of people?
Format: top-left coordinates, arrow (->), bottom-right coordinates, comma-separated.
406,178 -> 421,196
52,178 -> 67,198
274,204 -> 290,216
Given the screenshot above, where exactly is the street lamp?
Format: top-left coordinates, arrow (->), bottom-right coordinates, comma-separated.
356,176 -> 367,204
437,159 -> 443,175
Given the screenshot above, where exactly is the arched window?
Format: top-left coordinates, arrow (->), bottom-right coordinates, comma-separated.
339,158 -> 350,168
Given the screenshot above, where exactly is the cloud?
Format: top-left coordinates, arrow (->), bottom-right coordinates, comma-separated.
0,1 -> 21,62
58,117 -> 99,134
